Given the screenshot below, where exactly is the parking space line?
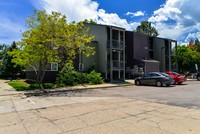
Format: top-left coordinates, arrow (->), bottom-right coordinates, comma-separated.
27,98 -> 36,105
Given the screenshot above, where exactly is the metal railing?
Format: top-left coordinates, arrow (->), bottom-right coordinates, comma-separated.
107,60 -> 124,69
107,40 -> 124,50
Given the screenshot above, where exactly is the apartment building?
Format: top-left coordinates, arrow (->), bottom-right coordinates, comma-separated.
25,23 -> 177,82
82,23 -> 126,82
125,31 -> 178,78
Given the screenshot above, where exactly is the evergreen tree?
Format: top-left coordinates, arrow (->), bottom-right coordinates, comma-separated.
0,42 -> 24,77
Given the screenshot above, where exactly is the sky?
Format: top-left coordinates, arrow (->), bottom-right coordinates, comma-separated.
0,0 -> 200,45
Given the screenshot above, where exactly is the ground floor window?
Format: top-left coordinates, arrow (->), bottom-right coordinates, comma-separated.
46,62 -> 58,71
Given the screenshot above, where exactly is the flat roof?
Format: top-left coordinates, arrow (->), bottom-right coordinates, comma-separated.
84,23 -> 126,31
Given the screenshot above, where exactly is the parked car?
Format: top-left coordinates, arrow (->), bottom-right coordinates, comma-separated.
160,72 -> 175,84
165,71 -> 186,84
135,72 -> 173,87
197,72 -> 200,81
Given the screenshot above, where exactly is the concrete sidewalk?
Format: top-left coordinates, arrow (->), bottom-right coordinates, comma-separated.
0,80 -> 23,96
1,95 -> 200,134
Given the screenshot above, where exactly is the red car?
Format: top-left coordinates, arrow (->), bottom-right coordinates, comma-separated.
165,71 -> 186,84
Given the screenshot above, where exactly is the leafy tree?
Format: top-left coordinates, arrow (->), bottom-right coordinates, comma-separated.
83,19 -> 97,24
194,38 -> 200,52
9,10 -> 94,90
0,42 -> 24,76
0,44 -> 9,60
187,39 -> 194,49
177,45 -> 200,73
187,38 -> 200,52
0,44 -> 9,72
136,21 -> 159,37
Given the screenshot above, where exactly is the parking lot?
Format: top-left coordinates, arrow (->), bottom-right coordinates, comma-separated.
1,80 -> 200,134
53,80 -> 200,109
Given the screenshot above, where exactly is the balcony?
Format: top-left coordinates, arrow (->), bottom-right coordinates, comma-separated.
107,60 -> 124,70
107,40 -> 124,50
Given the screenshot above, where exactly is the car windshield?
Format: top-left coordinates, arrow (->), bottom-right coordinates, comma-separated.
172,72 -> 179,76
161,73 -> 169,77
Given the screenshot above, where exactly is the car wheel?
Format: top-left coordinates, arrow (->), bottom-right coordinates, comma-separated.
156,81 -> 162,87
178,82 -> 182,85
197,76 -> 200,81
135,80 -> 141,86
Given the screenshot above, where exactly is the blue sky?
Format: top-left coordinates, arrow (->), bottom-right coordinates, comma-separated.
0,0 -> 200,45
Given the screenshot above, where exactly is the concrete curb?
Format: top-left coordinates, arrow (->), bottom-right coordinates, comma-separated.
24,83 -> 134,96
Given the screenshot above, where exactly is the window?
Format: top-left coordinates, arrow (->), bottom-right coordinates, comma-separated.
46,62 -> 58,71
52,63 -> 58,71
46,63 -> 51,71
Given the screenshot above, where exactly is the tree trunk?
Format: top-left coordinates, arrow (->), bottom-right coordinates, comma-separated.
37,60 -> 44,91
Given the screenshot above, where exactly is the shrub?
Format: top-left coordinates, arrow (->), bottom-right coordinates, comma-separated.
15,86 -> 30,91
43,83 -> 54,89
77,72 -> 89,84
56,83 -> 65,87
56,64 -> 79,86
29,84 -> 40,89
56,63 -> 104,86
86,70 -> 104,84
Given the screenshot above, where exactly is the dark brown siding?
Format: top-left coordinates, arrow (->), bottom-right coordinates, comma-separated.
26,71 -> 59,83
133,32 -> 149,59
125,31 -> 134,68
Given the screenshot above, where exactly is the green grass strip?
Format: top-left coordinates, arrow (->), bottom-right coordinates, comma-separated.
8,80 -> 30,91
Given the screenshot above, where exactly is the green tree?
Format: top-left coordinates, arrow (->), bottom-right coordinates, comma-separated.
9,10 -> 94,89
177,45 -> 200,73
136,21 -> 159,37
0,44 -> 9,73
0,44 -> 9,59
83,19 -> 97,24
194,38 -> 200,52
0,42 -> 23,77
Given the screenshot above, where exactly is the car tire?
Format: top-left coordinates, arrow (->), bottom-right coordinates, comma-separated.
197,76 -> 200,81
135,80 -> 141,86
156,81 -> 162,87
178,82 -> 182,85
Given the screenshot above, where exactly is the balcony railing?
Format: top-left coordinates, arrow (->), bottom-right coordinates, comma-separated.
107,40 -> 124,50
107,60 -> 124,70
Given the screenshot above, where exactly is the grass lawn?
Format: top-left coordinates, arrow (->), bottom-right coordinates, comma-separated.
7,80 -> 30,91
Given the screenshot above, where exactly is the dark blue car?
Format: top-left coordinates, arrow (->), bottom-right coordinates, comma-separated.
197,72 -> 200,81
135,72 -> 174,87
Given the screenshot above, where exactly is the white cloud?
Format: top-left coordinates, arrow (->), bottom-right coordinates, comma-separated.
149,7 -> 181,22
34,0 -> 200,44
33,0 -> 136,30
2,0 -> 200,44
185,32 -> 200,42
33,0 -> 99,22
148,0 -> 200,43
125,11 -> 145,17
98,9 -> 132,30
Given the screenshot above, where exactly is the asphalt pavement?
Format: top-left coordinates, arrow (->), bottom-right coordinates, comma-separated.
1,79 -> 200,134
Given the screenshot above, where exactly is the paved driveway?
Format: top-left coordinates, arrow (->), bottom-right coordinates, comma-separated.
1,80 -> 200,134
45,80 -> 200,109
94,80 -> 200,109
